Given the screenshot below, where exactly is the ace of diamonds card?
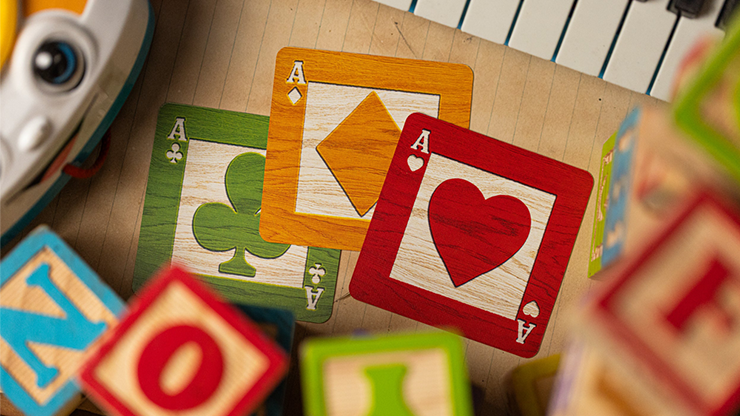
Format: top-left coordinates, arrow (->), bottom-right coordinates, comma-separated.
350,114 -> 593,358
260,47 -> 473,251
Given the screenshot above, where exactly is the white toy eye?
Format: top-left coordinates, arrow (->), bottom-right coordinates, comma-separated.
32,40 -> 84,92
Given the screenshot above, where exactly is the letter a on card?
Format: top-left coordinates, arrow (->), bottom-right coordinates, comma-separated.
0,226 -> 124,416
80,266 -> 287,416
350,114 -> 593,357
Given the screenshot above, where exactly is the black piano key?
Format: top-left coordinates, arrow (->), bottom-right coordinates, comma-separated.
717,0 -> 739,29
668,0 -> 707,18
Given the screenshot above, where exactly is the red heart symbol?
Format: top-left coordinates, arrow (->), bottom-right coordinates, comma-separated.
429,178 -> 531,287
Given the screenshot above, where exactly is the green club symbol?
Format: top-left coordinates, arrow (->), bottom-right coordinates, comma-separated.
193,152 -> 289,277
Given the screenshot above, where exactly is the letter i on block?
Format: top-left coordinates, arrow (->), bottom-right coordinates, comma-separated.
79,266 -> 288,416
300,331 -> 474,416
0,226 -> 125,416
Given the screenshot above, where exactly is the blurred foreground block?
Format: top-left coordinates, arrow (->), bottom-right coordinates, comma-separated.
300,331 -> 473,416
235,304 -> 295,416
0,227 -> 124,416
506,354 -> 560,416
578,192 -> 740,415
79,266 -> 287,416
589,105 -> 738,278
549,339 -> 668,416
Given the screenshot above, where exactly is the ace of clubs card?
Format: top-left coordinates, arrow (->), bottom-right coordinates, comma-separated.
350,114 -> 593,357
133,104 -> 340,323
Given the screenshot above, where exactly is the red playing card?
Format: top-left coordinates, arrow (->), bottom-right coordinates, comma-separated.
350,113 -> 593,357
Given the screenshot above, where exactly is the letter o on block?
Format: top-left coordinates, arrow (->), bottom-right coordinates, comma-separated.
78,267 -> 288,416
137,325 -> 224,410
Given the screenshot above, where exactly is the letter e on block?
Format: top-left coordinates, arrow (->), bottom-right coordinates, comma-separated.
0,226 -> 124,416
588,192 -> 740,415
79,266 -> 287,416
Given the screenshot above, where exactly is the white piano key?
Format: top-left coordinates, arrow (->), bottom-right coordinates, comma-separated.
508,0 -> 574,61
650,1 -> 724,101
603,0 -> 678,94
460,0 -> 520,45
555,0 -> 629,77
375,0 -> 413,11
413,0 -> 467,28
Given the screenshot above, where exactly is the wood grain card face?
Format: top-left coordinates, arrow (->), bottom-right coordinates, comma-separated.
133,104 -> 340,323
350,114 -> 593,358
593,193 -> 740,416
0,227 -> 124,416
300,332 -> 473,416
261,47 -> 473,251
79,267 -> 287,416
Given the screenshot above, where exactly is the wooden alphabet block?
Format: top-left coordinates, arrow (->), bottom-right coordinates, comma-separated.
0,226 -> 124,416
260,47 -> 473,251
674,13 -> 740,184
578,191 -> 740,415
300,331 -> 473,416
548,340 -> 668,416
349,113 -> 593,357
234,304 -> 295,416
79,266 -> 287,416
506,354 -> 560,416
587,105 -> 739,278
133,104 -> 340,322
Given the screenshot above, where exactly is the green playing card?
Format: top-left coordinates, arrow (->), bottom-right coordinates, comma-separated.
133,104 -> 340,322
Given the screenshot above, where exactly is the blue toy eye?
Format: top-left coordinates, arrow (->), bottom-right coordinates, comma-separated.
33,40 -> 84,91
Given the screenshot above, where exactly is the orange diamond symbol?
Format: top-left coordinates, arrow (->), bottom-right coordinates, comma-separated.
316,91 -> 401,216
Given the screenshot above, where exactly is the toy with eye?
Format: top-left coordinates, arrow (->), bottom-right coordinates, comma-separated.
0,0 -> 154,246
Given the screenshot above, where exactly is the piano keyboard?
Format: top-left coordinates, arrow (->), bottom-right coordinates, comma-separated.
374,0 -> 738,101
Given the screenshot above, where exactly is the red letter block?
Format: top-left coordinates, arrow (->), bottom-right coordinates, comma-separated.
581,192 -> 740,416
79,266 -> 287,416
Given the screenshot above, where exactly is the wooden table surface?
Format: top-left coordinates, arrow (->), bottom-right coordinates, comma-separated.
1,0 -> 665,414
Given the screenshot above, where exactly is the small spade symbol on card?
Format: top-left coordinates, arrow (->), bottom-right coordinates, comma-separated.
407,154 -> 424,172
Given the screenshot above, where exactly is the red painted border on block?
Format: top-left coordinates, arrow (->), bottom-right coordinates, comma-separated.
349,113 -> 593,358
593,192 -> 740,416
79,266 -> 288,416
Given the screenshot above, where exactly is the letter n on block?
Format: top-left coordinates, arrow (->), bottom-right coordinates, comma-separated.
0,226 -> 124,416
79,266 -> 287,416
588,192 -> 740,416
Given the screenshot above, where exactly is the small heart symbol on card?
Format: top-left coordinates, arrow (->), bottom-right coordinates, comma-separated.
407,154 -> 424,172
522,301 -> 539,318
429,178 -> 531,287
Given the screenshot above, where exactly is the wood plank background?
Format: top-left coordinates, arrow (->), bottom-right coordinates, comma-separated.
1,0 -> 666,414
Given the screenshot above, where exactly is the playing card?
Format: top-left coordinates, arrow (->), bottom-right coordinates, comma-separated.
260,47 -> 473,250
350,113 -> 593,357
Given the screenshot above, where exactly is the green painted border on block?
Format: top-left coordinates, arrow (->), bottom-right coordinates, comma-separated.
300,331 -> 474,416
674,13 -> 740,184
132,103 -> 339,322
588,133 -> 616,277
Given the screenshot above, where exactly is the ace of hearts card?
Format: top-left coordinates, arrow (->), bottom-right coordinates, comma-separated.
350,113 -> 593,358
